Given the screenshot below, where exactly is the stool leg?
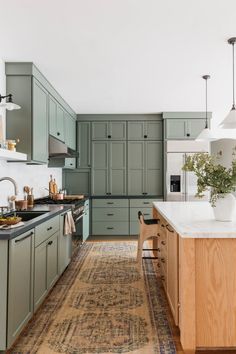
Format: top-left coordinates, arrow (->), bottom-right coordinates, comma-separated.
137,234 -> 144,270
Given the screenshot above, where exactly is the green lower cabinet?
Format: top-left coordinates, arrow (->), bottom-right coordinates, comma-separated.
7,229 -> 34,348
58,213 -> 72,275
92,199 -> 129,235
34,231 -> 59,311
46,233 -> 58,289
83,200 -> 90,241
34,240 -> 47,310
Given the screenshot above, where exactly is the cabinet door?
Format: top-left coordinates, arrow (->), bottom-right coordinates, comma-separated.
57,105 -> 65,141
110,122 -> 126,140
59,213 -> 72,275
34,241 -> 47,310
187,119 -> 206,139
128,141 -> 145,195
128,122 -> 145,140
46,233 -> 58,290
77,121 -> 91,168
7,230 -> 34,347
64,158 -> 76,169
65,113 -> 76,150
63,169 -> 91,195
92,122 -> 109,140
92,141 -> 109,195
146,121 -> 162,140
167,226 -> 179,325
110,141 -> 126,195
32,79 -> 48,163
49,95 -> 57,138
145,141 -> 163,196
165,119 -> 187,139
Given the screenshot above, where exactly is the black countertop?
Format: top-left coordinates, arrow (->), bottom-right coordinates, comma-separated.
0,204 -> 71,241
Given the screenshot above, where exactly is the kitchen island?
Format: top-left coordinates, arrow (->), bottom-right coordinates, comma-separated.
153,201 -> 236,353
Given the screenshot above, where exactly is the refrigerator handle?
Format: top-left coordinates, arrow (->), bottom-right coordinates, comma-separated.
182,154 -> 186,198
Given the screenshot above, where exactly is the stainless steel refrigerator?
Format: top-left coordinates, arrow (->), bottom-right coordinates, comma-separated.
165,140 -> 210,202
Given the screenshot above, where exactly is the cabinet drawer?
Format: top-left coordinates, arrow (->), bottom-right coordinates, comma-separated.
35,215 -> 60,247
93,199 -> 128,208
130,199 -> 162,208
93,208 -> 128,221
130,221 -> 139,235
92,221 -> 129,235
130,207 -> 152,221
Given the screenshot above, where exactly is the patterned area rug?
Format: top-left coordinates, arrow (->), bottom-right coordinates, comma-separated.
10,242 -> 176,354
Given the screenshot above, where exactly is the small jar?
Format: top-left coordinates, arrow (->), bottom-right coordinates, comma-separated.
7,140 -> 16,151
27,195 -> 34,208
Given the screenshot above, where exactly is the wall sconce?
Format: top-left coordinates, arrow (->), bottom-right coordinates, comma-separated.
0,94 -> 21,110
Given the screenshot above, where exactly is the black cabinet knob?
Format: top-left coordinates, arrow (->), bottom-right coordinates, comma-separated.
57,132 -> 60,136
144,135 -> 147,138
70,163 -> 73,166
108,135 -> 111,138
186,133 -> 190,137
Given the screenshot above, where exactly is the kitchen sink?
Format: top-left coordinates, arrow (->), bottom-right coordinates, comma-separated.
7,210 -> 48,221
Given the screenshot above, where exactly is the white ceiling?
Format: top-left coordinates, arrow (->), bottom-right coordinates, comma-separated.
1,0 -> 236,131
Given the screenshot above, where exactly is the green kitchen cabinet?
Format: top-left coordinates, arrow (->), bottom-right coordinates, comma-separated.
128,141 -> 163,196
63,169 -> 91,195
65,113 -> 76,150
77,121 -> 91,168
7,229 -> 34,348
92,121 -> 126,140
57,105 -> 65,142
165,118 -> 207,140
46,233 -> 58,290
83,199 -> 90,241
128,121 -> 162,140
49,95 -> 57,139
91,141 -> 126,195
34,239 -> 47,310
59,213 -> 72,275
6,76 -> 48,163
64,158 -> 76,169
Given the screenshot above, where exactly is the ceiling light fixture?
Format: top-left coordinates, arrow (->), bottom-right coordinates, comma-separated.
0,94 -> 21,110
196,75 -> 216,141
219,37 -> 236,129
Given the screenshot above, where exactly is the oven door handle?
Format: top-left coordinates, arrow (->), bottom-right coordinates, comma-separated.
74,213 -> 84,223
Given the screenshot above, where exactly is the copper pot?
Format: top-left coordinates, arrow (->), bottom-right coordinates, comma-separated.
51,193 -> 64,201
15,199 -> 28,210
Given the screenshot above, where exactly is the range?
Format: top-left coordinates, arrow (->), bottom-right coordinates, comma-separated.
35,196 -> 86,253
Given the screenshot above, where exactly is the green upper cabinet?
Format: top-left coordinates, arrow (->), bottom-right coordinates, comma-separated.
65,113 -> 76,150
92,121 -> 126,140
5,62 -> 77,163
77,121 -> 91,168
163,113 -> 211,140
32,79 -> 48,163
91,141 -> 126,196
6,75 -> 48,164
128,141 -> 163,196
128,121 -> 162,140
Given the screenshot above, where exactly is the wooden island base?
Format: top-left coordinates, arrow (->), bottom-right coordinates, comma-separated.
153,206 -> 236,353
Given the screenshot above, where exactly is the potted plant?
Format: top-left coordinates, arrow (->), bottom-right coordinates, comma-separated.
182,152 -> 236,221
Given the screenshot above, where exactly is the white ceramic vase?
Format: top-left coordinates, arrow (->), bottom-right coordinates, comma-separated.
212,193 -> 236,221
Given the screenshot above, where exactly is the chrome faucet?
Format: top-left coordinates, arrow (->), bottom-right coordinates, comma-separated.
0,177 -> 18,196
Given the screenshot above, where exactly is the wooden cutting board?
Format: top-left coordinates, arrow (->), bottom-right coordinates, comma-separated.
63,195 -> 85,200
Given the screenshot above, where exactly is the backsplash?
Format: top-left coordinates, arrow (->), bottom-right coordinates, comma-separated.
0,160 -> 62,206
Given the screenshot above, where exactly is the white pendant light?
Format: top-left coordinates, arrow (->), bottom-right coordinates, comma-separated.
0,94 -> 21,110
219,37 -> 236,129
196,75 -> 216,141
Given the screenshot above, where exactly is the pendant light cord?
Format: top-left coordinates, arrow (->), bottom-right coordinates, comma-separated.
233,41 -> 235,108
205,77 -> 209,129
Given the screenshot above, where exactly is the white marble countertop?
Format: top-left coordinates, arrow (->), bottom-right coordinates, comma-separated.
153,201 -> 236,238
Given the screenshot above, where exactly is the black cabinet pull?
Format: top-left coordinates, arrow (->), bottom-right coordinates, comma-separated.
143,202 -> 150,205
106,192 -> 111,195
15,231 -> 34,243
166,224 -> 174,233
107,202 -> 114,205
108,135 -> 111,139
47,226 -> 53,231
107,227 -> 114,230
144,135 -> 147,138
107,213 -> 114,216
57,132 -> 60,136
48,240 -> 53,245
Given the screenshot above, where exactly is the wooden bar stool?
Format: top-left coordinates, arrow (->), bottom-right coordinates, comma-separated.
137,211 -> 159,268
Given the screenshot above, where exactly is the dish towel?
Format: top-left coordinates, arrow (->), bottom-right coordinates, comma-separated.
64,211 -> 76,235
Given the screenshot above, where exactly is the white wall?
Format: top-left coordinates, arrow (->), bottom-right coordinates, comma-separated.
0,59 -> 62,206
211,139 -> 236,169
